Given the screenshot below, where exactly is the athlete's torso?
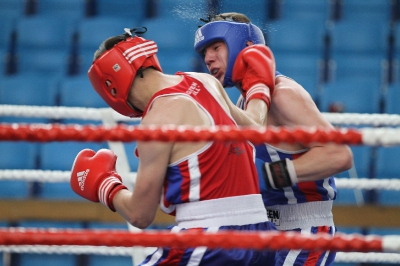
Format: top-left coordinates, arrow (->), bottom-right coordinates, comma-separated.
143,72 -> 260,214
238,71 -> 337,207
255,143 -> 336,206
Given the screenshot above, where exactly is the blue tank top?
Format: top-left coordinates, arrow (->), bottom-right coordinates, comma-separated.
239,71 -> 337,207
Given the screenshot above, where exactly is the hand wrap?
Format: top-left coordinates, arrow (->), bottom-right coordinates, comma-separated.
263,158 -> 298,189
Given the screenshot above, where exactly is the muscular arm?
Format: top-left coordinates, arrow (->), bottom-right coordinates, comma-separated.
270,77 -> 353,182
240,97 -> 268,126
114,97 -> 181,228
190,72 -> 265,127
225,93 -> 267,126
113,139 -> 169,229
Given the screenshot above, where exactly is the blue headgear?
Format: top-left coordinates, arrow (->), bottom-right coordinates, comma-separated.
194,21 -> 265,88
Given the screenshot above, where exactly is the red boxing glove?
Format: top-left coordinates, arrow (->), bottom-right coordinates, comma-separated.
232,45 -> 276,109
70,149 -> 127,212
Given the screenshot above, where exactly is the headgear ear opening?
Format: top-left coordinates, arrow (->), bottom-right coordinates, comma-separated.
88,30 -> 162,118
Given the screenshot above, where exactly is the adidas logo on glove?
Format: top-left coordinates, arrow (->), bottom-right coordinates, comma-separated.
77,169 -> 90,191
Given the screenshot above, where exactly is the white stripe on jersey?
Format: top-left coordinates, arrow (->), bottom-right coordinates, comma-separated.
267,145 -> 297,203
236,95 -> 245,109
159,187 -> 176,214
141,227 -> 183,266
283,249 -> 301,266
282,226 -> 335,266
140,248 -> 163,266
187,227 -> 219,266
320,226 -> 335,265
282,226 -> 313,266
284,186 -> 298,204
323,178 -> 336,200
266,145 -> 280,162
188,156 -> 201,201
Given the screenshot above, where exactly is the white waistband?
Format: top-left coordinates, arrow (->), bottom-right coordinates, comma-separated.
266,201 -> 334,230
175,194 -> 268,228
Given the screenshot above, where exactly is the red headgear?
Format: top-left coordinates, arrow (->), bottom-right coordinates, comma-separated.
88,35 -> 162,117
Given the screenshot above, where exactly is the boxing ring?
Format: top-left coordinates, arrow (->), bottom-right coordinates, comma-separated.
1,104 -> 400,265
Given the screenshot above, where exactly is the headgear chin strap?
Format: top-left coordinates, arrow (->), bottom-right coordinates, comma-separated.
88,33 -> 162,118
194,21 -> 265,88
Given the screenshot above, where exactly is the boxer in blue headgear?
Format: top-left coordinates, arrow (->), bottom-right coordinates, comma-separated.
193,12 -> 353,266
194,15 -> 265,88
195,13 -> 276,113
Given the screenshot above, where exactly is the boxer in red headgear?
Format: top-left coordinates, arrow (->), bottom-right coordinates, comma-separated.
71,27 -> 277,266
88,28 -> 162,117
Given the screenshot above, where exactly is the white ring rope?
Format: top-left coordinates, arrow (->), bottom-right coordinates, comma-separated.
0,246 -> 399,264
0,170 -> 399,191
1,104 -> 400,126
323,113 -> 400,127
0,245 -> 136,256
0,105 -> 136,122
335,252 -> 400,264
361,128 -> 400,146
0,170 -> 136,183
335,178 -> 400,190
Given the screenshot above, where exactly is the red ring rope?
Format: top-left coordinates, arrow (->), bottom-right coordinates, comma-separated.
0,228 -> 383,253
0,124 -> 363,144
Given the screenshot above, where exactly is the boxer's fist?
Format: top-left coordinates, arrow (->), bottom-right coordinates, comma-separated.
232,45 -> 276,108
70,149 -> 127,211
